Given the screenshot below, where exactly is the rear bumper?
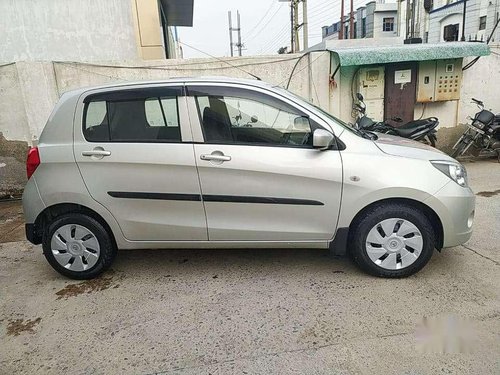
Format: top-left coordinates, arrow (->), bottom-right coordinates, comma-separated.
22,177 -> 45,245
25,223 -> 42,245
425,181 -> 475,248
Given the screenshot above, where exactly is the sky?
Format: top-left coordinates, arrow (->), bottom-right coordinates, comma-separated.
177,0 -> 373,58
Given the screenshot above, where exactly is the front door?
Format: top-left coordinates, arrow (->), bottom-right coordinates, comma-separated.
186,84 -> 343,241
384,62 -> 417,127
74,85 -> 207,241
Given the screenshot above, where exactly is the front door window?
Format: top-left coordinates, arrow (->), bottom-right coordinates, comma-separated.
194,91 -> 313,147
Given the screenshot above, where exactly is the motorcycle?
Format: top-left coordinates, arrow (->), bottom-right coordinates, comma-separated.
451,98 -> 500,161
353,93 -> 439,146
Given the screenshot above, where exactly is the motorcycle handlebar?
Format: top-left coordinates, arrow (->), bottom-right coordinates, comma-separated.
472,98 -> 484,107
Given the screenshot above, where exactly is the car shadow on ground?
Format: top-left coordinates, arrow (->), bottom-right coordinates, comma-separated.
112,247 -> 357,276
105,246 -> 459,282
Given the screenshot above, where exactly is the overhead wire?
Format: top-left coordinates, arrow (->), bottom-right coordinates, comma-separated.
463,15 -> 500,71
275,50 -> 329,89
307,1 -> 337,17
249,0 -> 342,56
245,0 -> 371,57
244,3 -> 285,44
56,54 -> 299,71
244,0 -> 279,40
260,23 -> 291,54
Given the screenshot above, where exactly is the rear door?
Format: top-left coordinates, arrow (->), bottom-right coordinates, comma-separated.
186,84 -> 343,242
73,85 -> 207,241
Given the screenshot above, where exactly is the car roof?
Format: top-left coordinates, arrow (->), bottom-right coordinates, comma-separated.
61,76 -> 277,99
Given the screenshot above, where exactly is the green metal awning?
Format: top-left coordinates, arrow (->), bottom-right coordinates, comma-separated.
327,42 -> 490,66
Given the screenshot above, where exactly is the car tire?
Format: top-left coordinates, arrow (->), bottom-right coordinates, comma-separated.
42,213 -> 116,280
350,203 -> 435,278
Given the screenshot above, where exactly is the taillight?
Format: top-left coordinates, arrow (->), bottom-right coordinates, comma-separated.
26,147 -> 40,179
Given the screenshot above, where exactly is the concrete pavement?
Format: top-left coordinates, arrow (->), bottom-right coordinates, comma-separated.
0,160 -> 499,375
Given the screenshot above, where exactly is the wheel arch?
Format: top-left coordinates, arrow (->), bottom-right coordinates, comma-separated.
352,198 -> 443,248
33,203 -> 117,250
331,197 -> 444,255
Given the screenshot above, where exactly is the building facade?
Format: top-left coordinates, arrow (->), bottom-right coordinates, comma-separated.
319,0 -> 499,45
321,1 -> 398,41
0,0 -> 193,62
427,0 -> 500,43
400,0 -> 500,44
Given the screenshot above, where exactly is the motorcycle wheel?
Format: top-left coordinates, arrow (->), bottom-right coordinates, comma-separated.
427,134 -> 437,147
451,138 -> 470,158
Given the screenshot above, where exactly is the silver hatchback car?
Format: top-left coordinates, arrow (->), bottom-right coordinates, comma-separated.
23,77 -> 475,279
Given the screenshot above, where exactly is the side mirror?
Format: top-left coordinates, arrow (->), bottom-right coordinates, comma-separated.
356,93 -> 364,101
312,129 -> 334,150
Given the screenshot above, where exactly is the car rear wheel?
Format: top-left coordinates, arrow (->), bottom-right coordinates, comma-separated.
43,213 -> 116,279
350,203 -> 435,278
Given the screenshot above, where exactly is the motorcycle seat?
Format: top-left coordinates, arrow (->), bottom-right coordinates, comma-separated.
394,117 -> 438,137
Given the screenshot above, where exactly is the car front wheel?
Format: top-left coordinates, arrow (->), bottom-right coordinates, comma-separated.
350,203 -> 435,278
42,213 -> 116,279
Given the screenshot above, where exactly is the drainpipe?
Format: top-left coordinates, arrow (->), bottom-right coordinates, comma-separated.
461,0 -> 467,41
397,0 -> 401,37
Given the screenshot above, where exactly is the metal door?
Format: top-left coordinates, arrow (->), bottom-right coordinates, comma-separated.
384,63 -> 417,127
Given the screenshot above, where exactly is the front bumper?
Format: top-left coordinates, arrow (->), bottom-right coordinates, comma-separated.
425,181 -> 476,248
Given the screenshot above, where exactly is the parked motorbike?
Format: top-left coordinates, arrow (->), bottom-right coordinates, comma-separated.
353,93 -> 439,146
451,98 -> 500,161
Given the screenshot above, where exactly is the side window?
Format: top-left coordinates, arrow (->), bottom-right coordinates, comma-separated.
84,101 -> 110,142
145,98 -> 165,127
144,97 -> 180,127
195,92 -> 312,147
161,97 -> 180,127
83,94 -> 181,142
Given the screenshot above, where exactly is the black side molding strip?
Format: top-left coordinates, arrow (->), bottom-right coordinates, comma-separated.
108,192 -> 324,206
108,192 -> 201,201
202,195 -> 324,206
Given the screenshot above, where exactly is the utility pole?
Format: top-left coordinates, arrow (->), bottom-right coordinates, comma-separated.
290,1 -> 294,52
237,11 -> 242,56
293,0 -> 300,52
228,10 -> 243,56
339,0 -> 344,39
302,0 -> 308,50
228,11 -> 233,57
349,0 -> 354,39
285,0 -> 308,52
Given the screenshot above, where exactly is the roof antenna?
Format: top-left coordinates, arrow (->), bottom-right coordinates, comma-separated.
178,41 -> 262,80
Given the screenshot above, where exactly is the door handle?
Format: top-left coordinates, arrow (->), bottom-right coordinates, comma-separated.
200,153 -> 231,162
82,149 -> 111,157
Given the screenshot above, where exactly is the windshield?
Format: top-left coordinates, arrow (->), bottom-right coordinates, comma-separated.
273,87 -> 359,136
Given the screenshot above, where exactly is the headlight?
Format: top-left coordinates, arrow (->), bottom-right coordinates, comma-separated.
431,161 -> 468,187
